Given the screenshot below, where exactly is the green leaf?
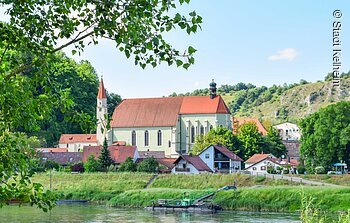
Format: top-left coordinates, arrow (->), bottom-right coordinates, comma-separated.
176,60 -> 183,67
188,46 -> 197,54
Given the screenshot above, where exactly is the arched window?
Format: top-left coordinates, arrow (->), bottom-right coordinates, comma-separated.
145,130 -> 149,146
157,130 -> 162,146
200,125 -> 204,135
132,130 -> 136,146
191,126 -> 195,143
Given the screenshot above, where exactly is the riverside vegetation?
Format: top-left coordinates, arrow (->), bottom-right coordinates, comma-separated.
32,172 -> 350,214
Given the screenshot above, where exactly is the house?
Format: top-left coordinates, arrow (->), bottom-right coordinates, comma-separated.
82,145 -> 139,164
108,80 -> 231,157
273,122 -> 301,141
198,145 -> 243,173
172,155 -> 212,174
156,158 -> 177,173
245,153 -> 299,174
39,152 -> 82,165
232,117 -> 267,135
58,134 -> 98,152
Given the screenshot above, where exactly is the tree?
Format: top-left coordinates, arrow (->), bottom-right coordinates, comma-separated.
137,157 -> 159,173
84,155 -> 101,173
0,130 -> 55,211
107,92 -> 122,118
191,127 -> 239,155
118,157 -> 137,172
237,122 -> 264,160
300,101 -> 350,171
0,0 -> 201,210
264,127 -> 287,158
98,138 -> 114,171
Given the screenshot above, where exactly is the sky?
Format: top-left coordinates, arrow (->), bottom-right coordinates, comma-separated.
1,1 -> 350,98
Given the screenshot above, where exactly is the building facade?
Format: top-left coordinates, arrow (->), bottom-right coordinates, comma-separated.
108,81 -> 232,157
273,122 -> 301,141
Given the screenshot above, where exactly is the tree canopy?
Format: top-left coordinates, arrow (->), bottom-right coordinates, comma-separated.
191,127 -> 239,155
300,101 -> 350,170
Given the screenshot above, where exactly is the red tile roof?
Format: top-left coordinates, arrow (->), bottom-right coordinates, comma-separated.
82,145 -> 137,164
59,134 -> 97,144
179,95 -> 230,114
232,117 -> 267,135
110,95 -> 230,128
110,97 -> 183,127
245,153 -> 273,164
139,151 -> 165,159
37,148 -> 68,153
156,158 -> 177,169
40,152 -> 82,164
212,145 -> 243,161
112,145 -> 137,164
97,79 -> 107,99
174,155 -> 212,172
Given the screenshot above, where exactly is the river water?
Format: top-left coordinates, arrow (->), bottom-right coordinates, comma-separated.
0,204 -> 300,223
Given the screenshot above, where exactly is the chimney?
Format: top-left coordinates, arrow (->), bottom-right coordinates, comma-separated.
209,79 -> 217,99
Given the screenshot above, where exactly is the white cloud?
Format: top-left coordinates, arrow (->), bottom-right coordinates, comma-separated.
268,48 -> 298,61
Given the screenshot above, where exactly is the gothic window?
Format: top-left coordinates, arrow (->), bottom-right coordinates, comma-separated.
132,130 -> 136,146
200,125 -> 204,135
145,130 -> 149,146
168,140 -> 171,148
157,130 -> 162,146
191,126 -> 195,143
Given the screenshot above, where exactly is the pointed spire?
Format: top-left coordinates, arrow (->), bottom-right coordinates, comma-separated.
97,78 -> 107,99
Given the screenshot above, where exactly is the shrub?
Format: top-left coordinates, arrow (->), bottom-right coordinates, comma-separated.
137,157 -> 159,173
71,162 -> 84,172
315,166 -> 325,174
118,157 -> 137,172
267,166 -> 276,174
255,176 -> 266,183
297,165 -> 306,174
84,155 -> 101,172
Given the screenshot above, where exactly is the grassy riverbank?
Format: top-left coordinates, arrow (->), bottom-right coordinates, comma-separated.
31,172 -> 350,212
294,174 -> 350,186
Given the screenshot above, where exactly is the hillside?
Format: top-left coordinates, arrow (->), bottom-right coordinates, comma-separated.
174,74 -> 350,125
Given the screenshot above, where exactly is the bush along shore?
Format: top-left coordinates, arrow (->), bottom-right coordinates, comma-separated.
32,172 -> 350,213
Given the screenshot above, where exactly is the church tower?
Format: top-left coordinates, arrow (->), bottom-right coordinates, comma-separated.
96,78 -> 107,146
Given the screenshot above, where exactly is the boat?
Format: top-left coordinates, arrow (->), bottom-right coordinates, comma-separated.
145,192 -> 222,213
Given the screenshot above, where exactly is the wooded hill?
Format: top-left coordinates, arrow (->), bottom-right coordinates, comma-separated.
170,72 -> 350,126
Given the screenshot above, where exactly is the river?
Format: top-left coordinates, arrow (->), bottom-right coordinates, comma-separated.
0,204 -> 300,223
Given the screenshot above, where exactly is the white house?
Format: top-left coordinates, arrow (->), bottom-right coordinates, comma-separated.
109,80 -> 232,157
172,155 -> 212,174
273,122 -> 301,141
58,134 -> 98,152
245,153 -> 299,174
198,145 -> 243,173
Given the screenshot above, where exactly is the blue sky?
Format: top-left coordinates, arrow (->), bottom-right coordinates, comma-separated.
2,1 -> 350,98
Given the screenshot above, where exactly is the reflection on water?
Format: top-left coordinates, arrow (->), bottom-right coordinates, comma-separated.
0,204 -> 300,223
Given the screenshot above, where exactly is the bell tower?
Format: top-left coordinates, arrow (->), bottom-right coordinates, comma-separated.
96,78 -> 107,145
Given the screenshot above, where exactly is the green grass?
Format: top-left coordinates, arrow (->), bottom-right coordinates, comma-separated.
32,172 -> 153,201
213,186 -> 350,212
31,173 -> 350,212
297,174 -> 350,186
149,173 -> 301,189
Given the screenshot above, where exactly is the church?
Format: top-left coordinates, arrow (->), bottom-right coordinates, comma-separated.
98,80 -> 232,157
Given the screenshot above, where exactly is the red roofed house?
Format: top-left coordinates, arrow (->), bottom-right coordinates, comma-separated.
198,145 -> 243,173
109,80 -> 232,157
82,145 -> 139,164
172,154 -> 212,174
232,117 -> 267,135
59,134 -> 98,152
244,153 -> 299,174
